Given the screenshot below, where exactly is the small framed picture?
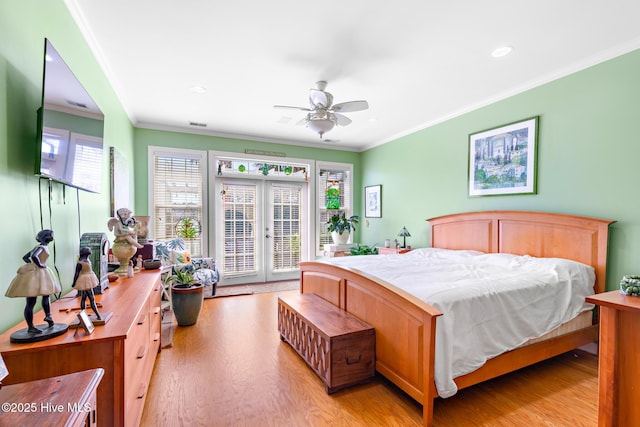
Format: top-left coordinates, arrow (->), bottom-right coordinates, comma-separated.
0,353 -> 8,383
365,185 -> 382,218
76,310 -> 95,335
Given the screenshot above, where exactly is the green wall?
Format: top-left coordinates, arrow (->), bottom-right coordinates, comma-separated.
360,48 -> 640,291
0,1 -> 136,332
132,128 -> 363,218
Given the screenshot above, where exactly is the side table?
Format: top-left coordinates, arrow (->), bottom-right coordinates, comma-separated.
586,291 -> 640,426
377,247 -> 412,255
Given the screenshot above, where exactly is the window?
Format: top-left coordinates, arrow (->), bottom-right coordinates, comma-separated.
316,161 -> 353,256
148,147 -> 207,257
69,133 -> 103,192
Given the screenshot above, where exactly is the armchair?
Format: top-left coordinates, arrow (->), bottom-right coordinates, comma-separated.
153,238 -> 220,298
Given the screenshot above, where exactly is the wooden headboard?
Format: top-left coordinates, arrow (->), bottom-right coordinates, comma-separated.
428,210 -> 615,294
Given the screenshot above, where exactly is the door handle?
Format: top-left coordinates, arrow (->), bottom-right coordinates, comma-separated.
265,234 -> 271,238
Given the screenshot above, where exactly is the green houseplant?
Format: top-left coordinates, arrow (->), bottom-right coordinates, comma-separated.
165,268 -> 204,326
350,244 -> 378,256
327,213 -> 360,244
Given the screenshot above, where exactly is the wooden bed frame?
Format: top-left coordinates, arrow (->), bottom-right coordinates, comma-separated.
299,210 -> 614,426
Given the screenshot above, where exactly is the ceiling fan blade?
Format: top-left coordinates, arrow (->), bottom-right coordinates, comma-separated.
295,116 -> 309,126
331,100 -> 369,113
333,113 -> 352,126
274,105 -> 312,111
309,89 -> 333,109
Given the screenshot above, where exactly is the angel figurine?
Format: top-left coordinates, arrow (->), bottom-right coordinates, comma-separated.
107,208 -> 143,249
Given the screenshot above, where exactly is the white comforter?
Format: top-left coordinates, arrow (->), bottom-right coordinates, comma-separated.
324,248 -> 595,398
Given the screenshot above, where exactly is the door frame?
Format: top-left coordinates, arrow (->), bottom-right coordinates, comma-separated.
208,151 -> 315,286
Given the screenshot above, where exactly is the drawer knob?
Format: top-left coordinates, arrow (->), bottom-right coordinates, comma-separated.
137,345 -> 148,359
138,314 -> 147,325
137,383 -> 147,399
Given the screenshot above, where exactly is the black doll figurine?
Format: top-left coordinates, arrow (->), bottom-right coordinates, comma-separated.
5,230 -> 61,334
72,247 -> 102,320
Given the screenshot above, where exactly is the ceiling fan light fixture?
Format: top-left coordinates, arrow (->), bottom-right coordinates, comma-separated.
275,80 -> 369,139
307,118 -> 335,138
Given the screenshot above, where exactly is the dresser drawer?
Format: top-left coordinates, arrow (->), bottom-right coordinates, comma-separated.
149,282 -> 162,346
124,292 -> 157,426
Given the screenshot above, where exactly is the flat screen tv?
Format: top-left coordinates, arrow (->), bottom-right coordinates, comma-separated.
35,39 -> 105,193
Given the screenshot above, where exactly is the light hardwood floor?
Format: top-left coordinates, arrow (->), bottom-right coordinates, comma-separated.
141,290 -> 598,426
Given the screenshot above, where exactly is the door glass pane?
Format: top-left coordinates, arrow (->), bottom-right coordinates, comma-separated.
271,185 -> 301,271
222,183 -> 256,276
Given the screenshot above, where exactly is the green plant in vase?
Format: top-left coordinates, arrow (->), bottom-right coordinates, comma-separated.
165,267 -> 204,326
165,268 -> 199,289
327,213 -> 360,244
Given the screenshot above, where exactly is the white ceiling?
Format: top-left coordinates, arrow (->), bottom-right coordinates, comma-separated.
65,0 -> 640,152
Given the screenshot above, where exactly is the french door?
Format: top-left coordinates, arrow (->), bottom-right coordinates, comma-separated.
215,178 -> 305,285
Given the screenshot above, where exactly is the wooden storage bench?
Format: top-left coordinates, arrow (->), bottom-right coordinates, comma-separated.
277,293 -> 375,393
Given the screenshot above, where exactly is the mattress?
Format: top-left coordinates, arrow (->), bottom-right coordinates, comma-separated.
523,309 -> 593,346
324,248 -> 596,397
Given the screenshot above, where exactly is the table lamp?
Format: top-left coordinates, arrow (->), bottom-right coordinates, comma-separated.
398,226 -> 411,248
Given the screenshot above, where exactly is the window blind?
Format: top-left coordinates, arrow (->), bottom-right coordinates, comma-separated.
222,182 -> 256,275
272,185 -> 301,271
152,153 -> 204,257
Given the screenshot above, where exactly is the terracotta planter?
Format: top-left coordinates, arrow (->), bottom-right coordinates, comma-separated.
171,283 -> 204,326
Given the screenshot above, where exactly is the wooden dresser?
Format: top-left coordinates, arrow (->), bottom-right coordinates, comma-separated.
0,270 -> 162,427
586,291 -> 640,426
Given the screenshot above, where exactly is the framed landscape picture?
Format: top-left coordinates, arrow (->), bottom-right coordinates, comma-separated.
365,185 -> 382,218
468,116 -> 538,196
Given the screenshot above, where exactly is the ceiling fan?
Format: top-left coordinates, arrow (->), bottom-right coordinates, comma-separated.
274,81 -> 369,138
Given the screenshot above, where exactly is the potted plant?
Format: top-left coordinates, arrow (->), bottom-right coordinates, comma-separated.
327,213 -> 360,244
165,268 -> 204,326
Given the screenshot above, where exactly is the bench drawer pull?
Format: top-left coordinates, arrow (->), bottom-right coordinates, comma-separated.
346,355 -> 361,365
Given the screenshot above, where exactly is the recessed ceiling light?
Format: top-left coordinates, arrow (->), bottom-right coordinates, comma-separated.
491,46 -> 513,58
190,86 -> 207,94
